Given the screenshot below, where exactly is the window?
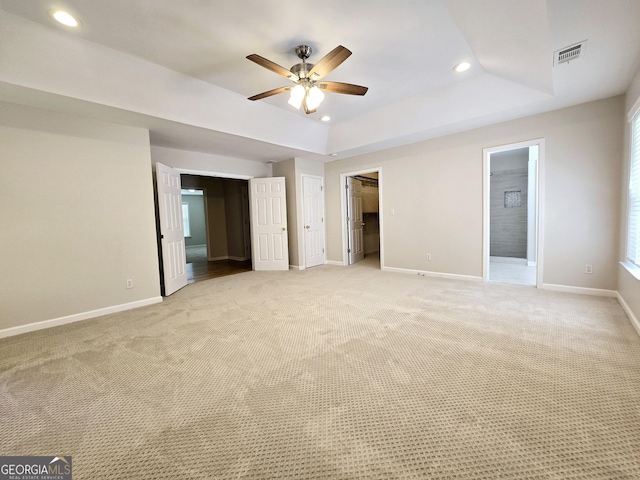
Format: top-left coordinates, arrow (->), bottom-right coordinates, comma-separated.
628,110 -> 640,267
182,203 -> 191,237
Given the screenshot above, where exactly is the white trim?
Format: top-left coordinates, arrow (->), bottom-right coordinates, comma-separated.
617,292 -> 640,337
527,261 -> 537,267
325,260 -> 344,266
340,167 -> 383,268
289,265 -> 304,270
174,167 -> 254,180
627,95 -> 640,122
382,266 -> 483,282
540,284 -> 617,297
207,255 -> 250,262
620,261 -> 640,281
483,138 -> 545,288
0,297 -> 163,339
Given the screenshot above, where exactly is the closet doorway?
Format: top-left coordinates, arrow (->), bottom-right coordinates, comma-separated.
341,169 -> 382,268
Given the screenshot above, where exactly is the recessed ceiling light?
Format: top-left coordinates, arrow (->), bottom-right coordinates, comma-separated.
321,115 -> 331,122
454,62 -> 471,73
51,10 -> 79,27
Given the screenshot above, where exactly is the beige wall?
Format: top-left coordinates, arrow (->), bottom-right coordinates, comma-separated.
618,65 -> 640,329
150,145 -> 272,179
0,103 -> 161,331
325,96 -> 624,290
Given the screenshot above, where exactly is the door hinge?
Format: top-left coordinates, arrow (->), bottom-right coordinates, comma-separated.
321,186 -> 323,191
348,249 -> 351,253
345,184 -> 349,190
322,248 -> 325,253
346,216 -> 350,221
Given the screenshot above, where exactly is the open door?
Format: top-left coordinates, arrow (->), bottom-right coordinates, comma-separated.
347,176 -> 364,264
156,162 -> 188,295
249,177 -> 289,270
303,175 -> 325,268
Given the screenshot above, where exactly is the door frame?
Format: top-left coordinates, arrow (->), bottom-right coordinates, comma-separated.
340,167 -> 383,267
482,138 -> 546,287
301,174 -> 326,269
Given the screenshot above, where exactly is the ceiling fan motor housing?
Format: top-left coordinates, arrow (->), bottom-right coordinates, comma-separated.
290,62 -> 314,79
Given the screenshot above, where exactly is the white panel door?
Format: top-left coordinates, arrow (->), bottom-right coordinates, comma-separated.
303,176 -> 325,268
156,162 -> 187,295
347,177 -> 365,264
249,177 -> 289,271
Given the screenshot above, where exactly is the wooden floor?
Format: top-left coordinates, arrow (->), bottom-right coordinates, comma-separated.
186,258 -> 252,284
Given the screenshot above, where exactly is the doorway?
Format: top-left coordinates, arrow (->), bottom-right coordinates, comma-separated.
180,174 -> 252,283
483,139 -> 545,287
341,169 -> 382,268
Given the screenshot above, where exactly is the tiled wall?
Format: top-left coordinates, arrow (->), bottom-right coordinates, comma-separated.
490,168 -> 528,258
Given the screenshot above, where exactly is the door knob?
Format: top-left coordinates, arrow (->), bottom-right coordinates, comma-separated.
282,227 -> 286,231
305,225 -> 310,229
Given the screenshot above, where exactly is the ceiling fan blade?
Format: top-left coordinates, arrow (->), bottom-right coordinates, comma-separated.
307,45 -> 352,80
246,54 -> 299,81
248,86 -> 291,101
319,81 -> 368,96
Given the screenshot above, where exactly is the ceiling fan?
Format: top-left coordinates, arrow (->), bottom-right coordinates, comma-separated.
246,45 -> 368,114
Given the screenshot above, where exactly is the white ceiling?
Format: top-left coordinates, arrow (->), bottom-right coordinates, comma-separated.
1,0 -> 639,163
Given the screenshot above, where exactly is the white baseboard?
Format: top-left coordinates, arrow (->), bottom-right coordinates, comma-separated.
617,292 -> 640,337
527,261 -> 537,267
382,266 -> 483,282
206,256 -> 250,262
541,284 -> 617,297
289,265 -> 303,270
325,260 -> 345,266
0,296 -> 163,339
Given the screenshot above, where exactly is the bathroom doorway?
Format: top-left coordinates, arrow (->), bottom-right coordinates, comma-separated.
483,140 -> 545,286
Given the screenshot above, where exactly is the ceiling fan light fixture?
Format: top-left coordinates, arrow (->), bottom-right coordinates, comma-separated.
454,61 -> 471,73
288,84 -> 305,109
306,86 -> 325,111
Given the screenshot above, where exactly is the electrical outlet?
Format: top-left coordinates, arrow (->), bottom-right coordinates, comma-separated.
585,265 -> 593,274
126,279 -> 134,289
426,253 -> 432,261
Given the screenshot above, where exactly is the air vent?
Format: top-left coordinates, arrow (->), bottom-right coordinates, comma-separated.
554,40 -> 587,66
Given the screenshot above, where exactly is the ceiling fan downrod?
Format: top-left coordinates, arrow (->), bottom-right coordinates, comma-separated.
292,45 -> 313,79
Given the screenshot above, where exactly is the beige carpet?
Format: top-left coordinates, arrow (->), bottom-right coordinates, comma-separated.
2,257 -> 640,479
